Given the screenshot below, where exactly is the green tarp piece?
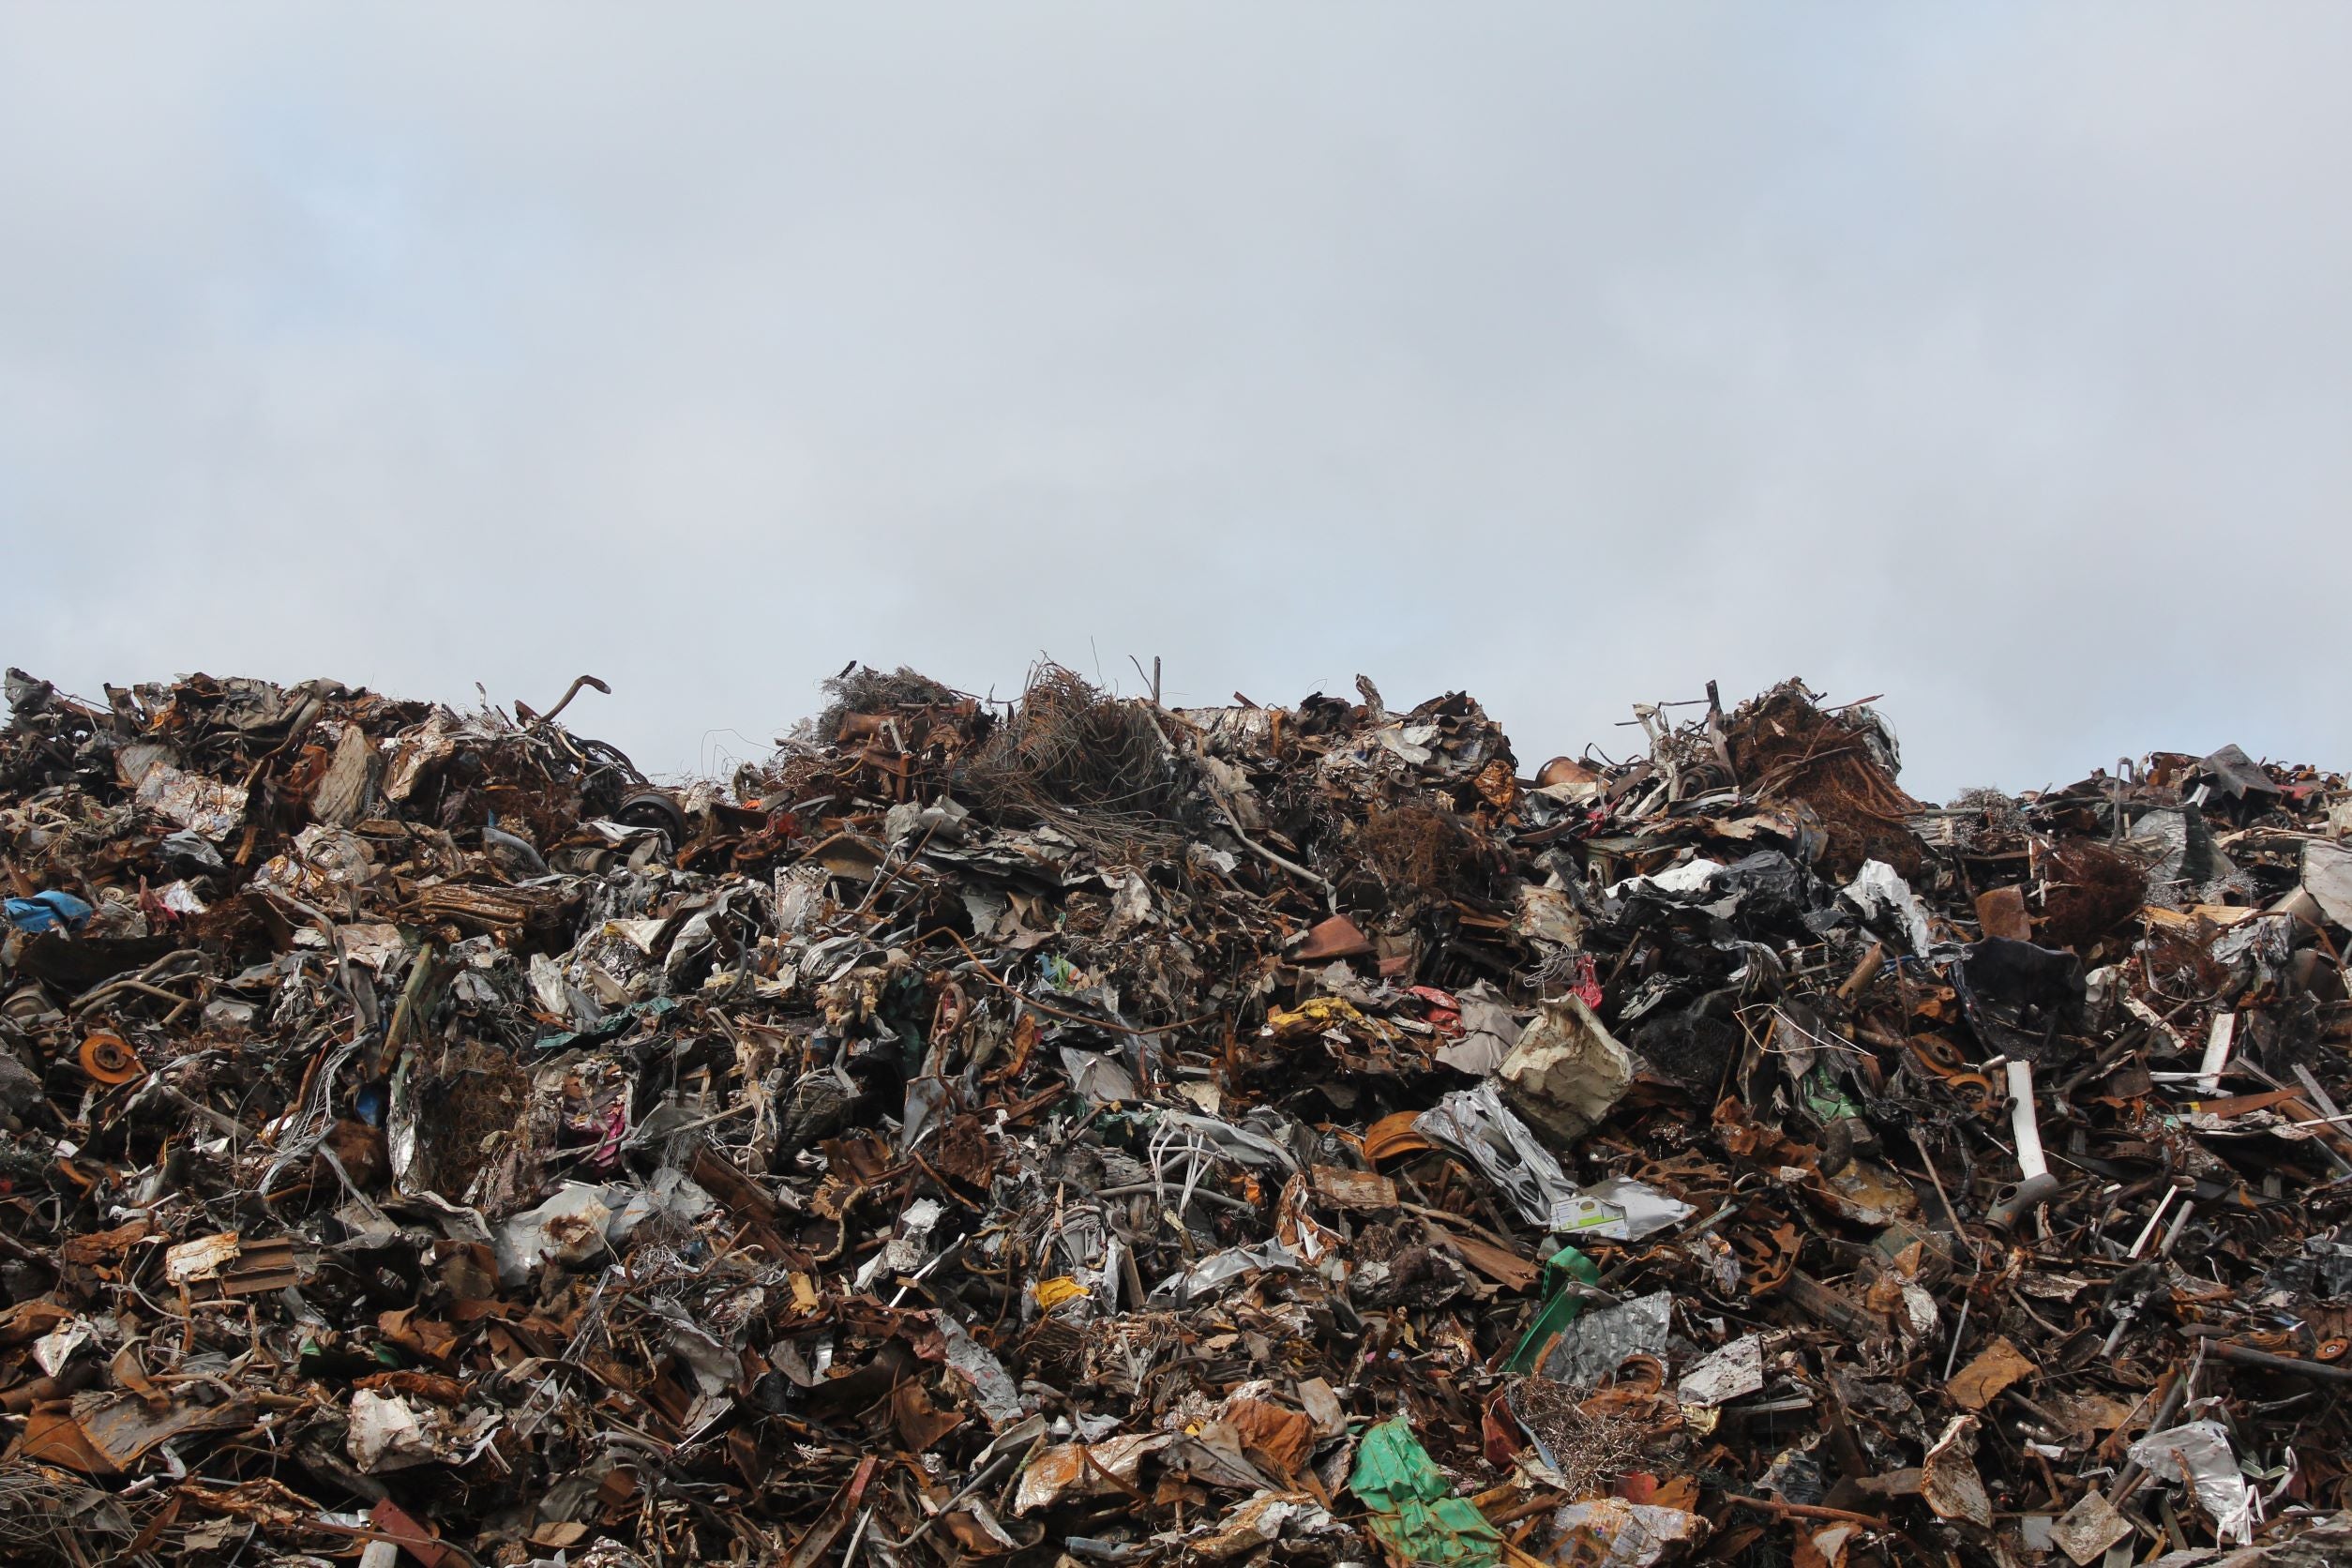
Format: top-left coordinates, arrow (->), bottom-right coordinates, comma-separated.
1347,1417 -> 1506,1568
1800,1064 -> 1862,1126
1502,1244 -> 1599,1375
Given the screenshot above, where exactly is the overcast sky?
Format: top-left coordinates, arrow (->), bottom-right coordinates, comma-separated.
6,7 -> 2349,798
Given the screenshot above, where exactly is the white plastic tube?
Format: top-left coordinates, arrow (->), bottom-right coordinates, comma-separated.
2007,1060 -> 2046,1180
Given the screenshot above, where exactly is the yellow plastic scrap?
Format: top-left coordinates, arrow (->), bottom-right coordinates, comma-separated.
1035,1276 -> 1090,1311
1265,997 -> 1393,1041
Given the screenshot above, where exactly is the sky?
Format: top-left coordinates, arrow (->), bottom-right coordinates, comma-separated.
5,6 -> 2350,799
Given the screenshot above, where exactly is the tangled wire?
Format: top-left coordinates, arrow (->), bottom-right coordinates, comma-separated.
961,665 -> 1190,856
0,1461 -> 140,1559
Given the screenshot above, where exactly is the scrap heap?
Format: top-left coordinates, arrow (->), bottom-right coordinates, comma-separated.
2,662 -> 2350,1568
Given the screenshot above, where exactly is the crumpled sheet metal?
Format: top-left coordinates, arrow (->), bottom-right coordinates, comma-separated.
1551,1497 -> 1709,1567
1922,1413 -> 1995,1529
1844,857 -> 1937,955
1414,1079 -> 1582,1229
1014,1429 -> 1168,1514
2131,1420 -> 2256,1546
1533,1289 -> 1672,1389
1675,1332 -> 1764,1408
2305,838 -> 2352,927
346,1389 -> 502,1474
1496,992 -> 1635,1148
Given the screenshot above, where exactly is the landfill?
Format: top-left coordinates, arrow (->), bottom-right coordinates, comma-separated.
2,661 -> 2351,1568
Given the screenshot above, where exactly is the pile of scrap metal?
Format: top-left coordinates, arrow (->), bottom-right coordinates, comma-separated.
3,659 -> 2351,1568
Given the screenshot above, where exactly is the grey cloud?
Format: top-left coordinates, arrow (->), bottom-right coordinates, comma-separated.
5,5 -> 2350,793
